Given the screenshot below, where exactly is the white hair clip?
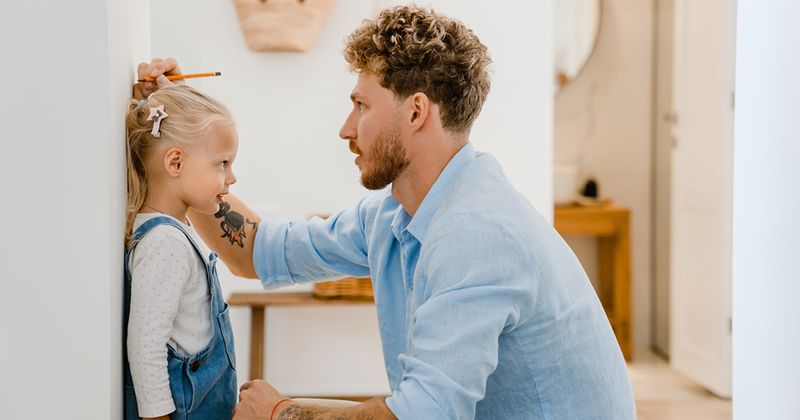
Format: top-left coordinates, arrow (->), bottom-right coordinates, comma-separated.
147,105 -> 169,137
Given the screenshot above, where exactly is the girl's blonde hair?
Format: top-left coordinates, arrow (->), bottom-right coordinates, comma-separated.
125,85 -> 232,247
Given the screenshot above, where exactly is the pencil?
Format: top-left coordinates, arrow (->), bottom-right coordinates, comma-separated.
137,72 -> 222,82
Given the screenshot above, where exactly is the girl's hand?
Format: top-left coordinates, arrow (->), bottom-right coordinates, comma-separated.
143,416 -> 170,420
132,57 -> 184,99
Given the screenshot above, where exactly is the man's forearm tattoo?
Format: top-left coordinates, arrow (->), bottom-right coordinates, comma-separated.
214,201 -> 257,248
277,404 -> 376,420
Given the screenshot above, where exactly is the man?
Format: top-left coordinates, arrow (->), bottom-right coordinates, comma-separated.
136,6 -> 635,419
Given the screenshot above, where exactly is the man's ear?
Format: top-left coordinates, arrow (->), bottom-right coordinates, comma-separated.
163,147 -> 184,177
407,92 -> 431,132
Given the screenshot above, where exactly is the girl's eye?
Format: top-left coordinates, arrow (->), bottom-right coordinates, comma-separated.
220,161 -> 228,168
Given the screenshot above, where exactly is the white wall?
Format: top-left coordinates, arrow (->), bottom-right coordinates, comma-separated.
0,1 -> 148,418
554,0 -> 654,357
733,1 -> 800,417
152,0 -> 553,395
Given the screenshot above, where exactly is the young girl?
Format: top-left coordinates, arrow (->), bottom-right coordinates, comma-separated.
124,85 -> 238,419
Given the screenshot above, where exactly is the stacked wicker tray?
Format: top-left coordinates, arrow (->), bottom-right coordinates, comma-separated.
313,276 -> 373,300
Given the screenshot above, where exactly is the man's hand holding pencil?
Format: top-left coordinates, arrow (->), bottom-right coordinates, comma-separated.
133,57 -> 222,99
132,57 -> 183,99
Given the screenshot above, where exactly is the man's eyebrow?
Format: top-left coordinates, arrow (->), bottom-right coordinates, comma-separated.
350,93 -> 363,102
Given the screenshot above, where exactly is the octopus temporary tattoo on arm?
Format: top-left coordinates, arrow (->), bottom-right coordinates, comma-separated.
214,201 -> 258,248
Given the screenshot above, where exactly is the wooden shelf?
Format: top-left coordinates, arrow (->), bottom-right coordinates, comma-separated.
229,291 -> 373,307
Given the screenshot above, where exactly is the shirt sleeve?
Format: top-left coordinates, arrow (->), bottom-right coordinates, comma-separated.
386,217 -> 534,419
127,228 -> 194,417
253,197 -> 372,288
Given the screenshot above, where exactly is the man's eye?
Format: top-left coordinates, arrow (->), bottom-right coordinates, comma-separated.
357,102 -> 365,111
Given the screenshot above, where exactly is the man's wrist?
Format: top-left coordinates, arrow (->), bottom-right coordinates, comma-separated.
270,397 -> 293,420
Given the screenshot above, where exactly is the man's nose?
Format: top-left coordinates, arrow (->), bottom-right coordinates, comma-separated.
339,112 -> 356,141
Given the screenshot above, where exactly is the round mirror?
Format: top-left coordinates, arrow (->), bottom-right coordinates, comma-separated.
554,0 -> 602,93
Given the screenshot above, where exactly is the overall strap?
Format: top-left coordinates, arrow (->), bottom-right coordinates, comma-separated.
130,216 -> 210,264
128,215 -> 224,312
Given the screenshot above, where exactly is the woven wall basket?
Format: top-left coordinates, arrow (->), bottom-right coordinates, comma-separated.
232,0 -> 336,52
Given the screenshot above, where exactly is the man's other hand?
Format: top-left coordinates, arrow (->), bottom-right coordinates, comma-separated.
233,379 -> 287,420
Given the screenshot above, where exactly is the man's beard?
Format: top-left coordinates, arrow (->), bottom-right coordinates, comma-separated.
359,127 -> 409,190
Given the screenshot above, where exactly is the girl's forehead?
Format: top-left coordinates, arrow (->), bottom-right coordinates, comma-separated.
207,121 -> 238,151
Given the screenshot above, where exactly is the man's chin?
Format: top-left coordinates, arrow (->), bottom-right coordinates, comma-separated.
361,173 -> 393,190
362,184 -> 388,191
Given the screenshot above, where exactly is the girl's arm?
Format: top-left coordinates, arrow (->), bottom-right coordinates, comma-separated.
128,231 -> 191,418
188,194 -> 260,278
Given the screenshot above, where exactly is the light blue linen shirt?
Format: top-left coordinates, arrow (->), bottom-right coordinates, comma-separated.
254,143 -> 636,419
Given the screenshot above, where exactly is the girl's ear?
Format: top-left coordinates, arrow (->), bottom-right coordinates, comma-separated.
163,147 -> 184,177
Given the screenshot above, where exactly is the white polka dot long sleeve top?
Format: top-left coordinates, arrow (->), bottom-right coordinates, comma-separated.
127,213 -> 214,418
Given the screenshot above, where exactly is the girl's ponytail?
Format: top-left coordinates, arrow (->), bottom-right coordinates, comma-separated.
124,99 -> 151,248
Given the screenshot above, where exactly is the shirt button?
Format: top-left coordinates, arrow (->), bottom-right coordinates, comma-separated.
190,360 -> 201,372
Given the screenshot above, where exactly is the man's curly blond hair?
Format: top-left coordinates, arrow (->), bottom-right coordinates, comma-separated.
344,5 -> 491,135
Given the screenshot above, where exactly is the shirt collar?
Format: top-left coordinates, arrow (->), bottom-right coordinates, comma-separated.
389,202 -> 411,242
392,142 -> 475,244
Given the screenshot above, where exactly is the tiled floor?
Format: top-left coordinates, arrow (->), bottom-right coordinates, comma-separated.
630,352 -> 731,420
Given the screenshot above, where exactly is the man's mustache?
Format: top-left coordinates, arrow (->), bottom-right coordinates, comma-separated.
349,141 -> 361,155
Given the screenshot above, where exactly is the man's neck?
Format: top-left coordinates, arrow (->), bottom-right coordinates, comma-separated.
391,139 -> 467,216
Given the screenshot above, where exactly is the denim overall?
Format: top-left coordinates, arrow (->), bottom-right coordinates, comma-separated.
123,216 -> 237,420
